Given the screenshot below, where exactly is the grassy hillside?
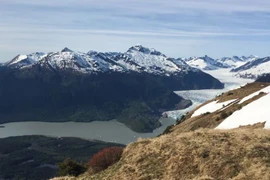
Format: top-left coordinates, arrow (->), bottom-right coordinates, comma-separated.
170,82 -> 270,134
53,128 -> 270,180
52,82 -> 270,180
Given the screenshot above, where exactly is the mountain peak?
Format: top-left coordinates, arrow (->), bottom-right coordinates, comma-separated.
127,45 -> 163,56
203,55 -> 215,60
128,44 -> 149,52
247,55 -> 258,59
87,50 -> 98,56
4,54 -> 35,68
61,47 -> 73,53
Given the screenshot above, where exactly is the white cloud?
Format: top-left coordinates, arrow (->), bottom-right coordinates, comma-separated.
3,0 -> 270,13
0,0 -> 270,61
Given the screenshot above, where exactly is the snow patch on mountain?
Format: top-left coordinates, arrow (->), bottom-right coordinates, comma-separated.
239,85 -> 270,104
231,57 -> 270,79
217,55 -> 257,68
191,99 -> 237,118
182,55 -> 258,71
44,50 -> 90,71
216,89 -> 270,129
121,45 -> 183,74
9,55 -> 28,65
184,55 -> 229,70
4,53 -> 46,68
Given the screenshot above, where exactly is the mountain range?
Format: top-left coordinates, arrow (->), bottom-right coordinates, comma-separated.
3,45 -> 268,80
0,45 -> 224,133
231,56 -> 270,79
217,55 -> 257,68
3,45 -> 197,75
179,55 -> 270,79
181,55 -> 257,70
182,55 -> 230,70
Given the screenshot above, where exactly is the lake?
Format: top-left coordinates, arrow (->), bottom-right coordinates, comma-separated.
0,118 -> 176,145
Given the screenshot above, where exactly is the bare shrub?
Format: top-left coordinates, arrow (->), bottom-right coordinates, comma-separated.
88,146 -> 123,173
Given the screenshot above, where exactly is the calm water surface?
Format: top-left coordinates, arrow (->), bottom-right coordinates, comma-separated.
0,118 -> 175,144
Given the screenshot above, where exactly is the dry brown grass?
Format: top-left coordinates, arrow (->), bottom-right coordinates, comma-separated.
216,82 -> 269,103
51,82 -> 270,180
186,82 -> 269,118
171,82 -> 270,134
52,128 -> 270,180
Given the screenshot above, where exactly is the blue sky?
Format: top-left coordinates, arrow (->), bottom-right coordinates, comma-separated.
1,0 -> 270,61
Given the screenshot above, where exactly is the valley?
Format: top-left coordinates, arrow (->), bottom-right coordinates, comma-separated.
0,45 -> 223,133
0,136 -> 124,180
0,69 -> 251,144
2,2 -> 270,179
55,77 -> 270,180
1,50 -> 269,180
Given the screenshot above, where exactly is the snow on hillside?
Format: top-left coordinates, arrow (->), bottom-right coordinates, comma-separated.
216,90 -> 270,129
28,52 -> 47,61
4,53 -> 46,68
232,57 -> 270,79
191,99 -> 237,117
9,55 -> 28,65
217,55 -> 257,68
235,62 -> 270,79
184,56 -> 228,70
218,57 -> 245,68
187,57 -> 215,70
239,85 -> 270,104
183,55 -> 258,71
47,51 -> 90,69
116,45 -> 189,74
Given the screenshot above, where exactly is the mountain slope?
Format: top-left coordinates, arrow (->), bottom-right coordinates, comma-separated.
170,82 -> 270,134
51,83 -> 270,180
256,73 -> 270,83
53,128 -> 270,180
3,45 -> 195,75
0,45 -> 224,133
4,52 -> 46,68
184,55 -> 229,70
231,56 -> 270,79
217,55 -> 257,68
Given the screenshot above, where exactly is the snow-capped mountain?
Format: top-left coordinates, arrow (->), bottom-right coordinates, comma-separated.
4,47 -> 261,76
217,55 -> 257,68
115,45 -> 194,74
183,55 -> 229,70
0,45 -> 225,133
3,45 -> 196,76
4,52 -> 46,68
231,56 -> 270,79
